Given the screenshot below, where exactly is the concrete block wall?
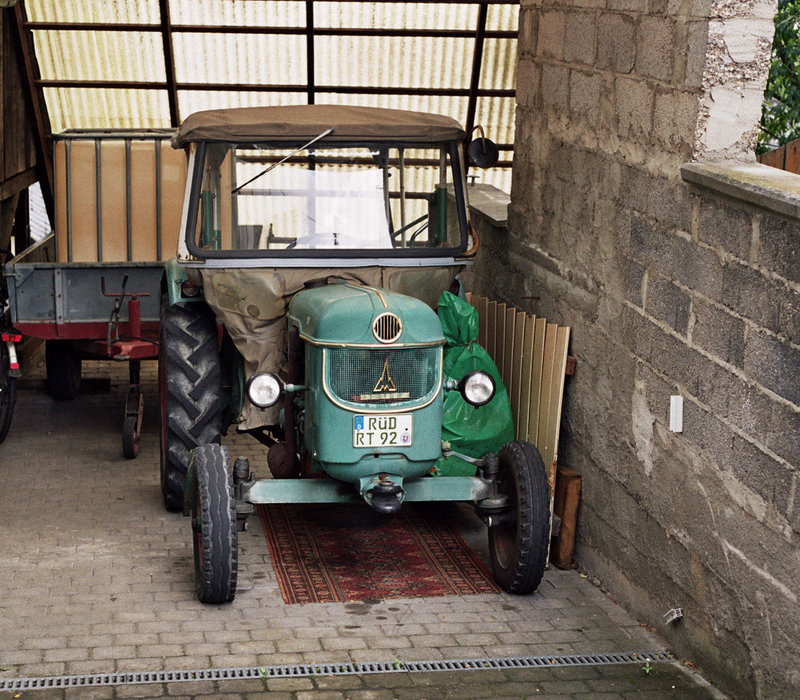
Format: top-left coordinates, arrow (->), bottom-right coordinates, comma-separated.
465,1 -> 799,697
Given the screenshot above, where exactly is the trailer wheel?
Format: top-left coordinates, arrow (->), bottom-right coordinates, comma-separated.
190,444 -> 238,604
45,340 -> 81,400
488,440 -> 550,594
122,414 -> 140,459
159,301 -> 222,512
0,342 -> 16,444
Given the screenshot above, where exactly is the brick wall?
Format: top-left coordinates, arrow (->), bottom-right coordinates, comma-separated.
465,1 -> 800,697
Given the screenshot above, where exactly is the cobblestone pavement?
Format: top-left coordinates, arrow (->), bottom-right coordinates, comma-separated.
0,361 -> 724,698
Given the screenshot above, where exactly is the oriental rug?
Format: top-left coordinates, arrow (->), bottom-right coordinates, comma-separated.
258,502 -> 500,604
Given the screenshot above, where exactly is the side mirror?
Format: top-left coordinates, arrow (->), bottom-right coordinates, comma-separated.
467,127 -> 499,168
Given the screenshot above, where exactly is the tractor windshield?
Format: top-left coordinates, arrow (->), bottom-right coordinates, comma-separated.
184,140 -> 469,260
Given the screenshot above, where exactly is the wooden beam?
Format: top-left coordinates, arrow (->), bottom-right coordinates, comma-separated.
25,21 -> 517,40
306,1 -> 315,105
0,167 -> 37,201
11,1 -> 53,223
34,79 -> 515,99
158,0 -> 180,127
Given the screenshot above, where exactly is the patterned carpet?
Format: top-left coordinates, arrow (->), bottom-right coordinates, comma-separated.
258,502 -> 500,603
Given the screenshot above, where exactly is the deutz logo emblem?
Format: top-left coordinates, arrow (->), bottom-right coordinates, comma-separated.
374,357 -> 397,393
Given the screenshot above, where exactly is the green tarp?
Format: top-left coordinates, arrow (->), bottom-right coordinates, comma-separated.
433,291 -> 515,476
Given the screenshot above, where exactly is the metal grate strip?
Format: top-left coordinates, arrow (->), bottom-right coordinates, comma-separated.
0,650 -> 673,691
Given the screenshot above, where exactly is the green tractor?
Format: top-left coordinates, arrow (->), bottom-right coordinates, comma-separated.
159,105 -> 551,603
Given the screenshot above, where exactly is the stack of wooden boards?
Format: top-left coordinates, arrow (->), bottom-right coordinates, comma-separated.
466,292 -> 578,567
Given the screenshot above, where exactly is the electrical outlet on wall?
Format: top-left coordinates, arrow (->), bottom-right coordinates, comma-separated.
670,395 -> 683,432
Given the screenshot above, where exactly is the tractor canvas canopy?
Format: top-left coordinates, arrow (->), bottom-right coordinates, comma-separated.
174,105 -> 472,261
171,104 -> 466,146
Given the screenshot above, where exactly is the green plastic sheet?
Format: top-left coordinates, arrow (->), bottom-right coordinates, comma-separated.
433,291 -> 515,476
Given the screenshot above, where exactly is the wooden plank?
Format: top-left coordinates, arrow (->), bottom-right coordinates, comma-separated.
100,140 -> 128,263
548,326 -> 571,468
159,140 -> 187,260
542,325 -> 570,561
786,140 -> 800,175
759,146 -> 785,170
495,302 -> 507,377
130,140 -> 159,262
475,295 -> 488,349
527,317 -> 547,445
510,310 -> 526,437
485,300 -> 497,363
550,465 -> 582,569
68,140 -> 99,262
517,315 -> 536,443
54,140 -> 67,261
537,323 -> 559,476
503,307 -> 515,392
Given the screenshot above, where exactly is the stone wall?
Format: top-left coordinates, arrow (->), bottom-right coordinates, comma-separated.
465,0 -> 800,697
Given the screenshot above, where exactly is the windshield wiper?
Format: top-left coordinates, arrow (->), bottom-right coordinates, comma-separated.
231,127 -> 334,194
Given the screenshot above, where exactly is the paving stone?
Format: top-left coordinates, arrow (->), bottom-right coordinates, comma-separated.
115,683 -> 167,697
0,366 -> 718,700
266,676 -> 315,691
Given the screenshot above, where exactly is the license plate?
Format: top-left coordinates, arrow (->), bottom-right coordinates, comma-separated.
353,414 -> 413,448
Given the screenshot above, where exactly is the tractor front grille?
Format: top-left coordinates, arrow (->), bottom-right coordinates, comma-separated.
326,346 -> 440,407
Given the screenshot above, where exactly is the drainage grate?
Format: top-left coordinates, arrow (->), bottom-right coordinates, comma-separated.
0,650 -> 673,691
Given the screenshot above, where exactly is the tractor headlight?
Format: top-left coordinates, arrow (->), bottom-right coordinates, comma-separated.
246,372 -> 283,408
458,370 -> 495,407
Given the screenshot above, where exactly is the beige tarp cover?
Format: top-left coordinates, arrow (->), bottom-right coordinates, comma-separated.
197,266 -> 459,429
172,104 -> 466,147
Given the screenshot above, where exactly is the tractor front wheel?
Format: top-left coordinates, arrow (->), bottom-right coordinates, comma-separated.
159,300 -> 222,511
488,440 -> 550,594
190,444 -> 238,604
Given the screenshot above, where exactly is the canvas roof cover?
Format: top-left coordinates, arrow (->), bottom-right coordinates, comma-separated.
172,104 -> 466,146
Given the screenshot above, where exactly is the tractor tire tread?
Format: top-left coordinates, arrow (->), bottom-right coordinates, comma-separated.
193,444 -> 238,604
160,302 -> 222,512
489,440 -> 550,595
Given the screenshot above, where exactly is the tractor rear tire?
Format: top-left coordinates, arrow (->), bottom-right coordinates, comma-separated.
488,440 -> 550,594
159,300 -> 222,512
46,340 -> 81,400
191,443 -> 238,604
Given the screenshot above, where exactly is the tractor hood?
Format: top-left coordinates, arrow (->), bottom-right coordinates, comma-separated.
288,283 -> 445,347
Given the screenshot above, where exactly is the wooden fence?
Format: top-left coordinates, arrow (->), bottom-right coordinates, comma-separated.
758,138 -> 800,174
466,293 -> 571,505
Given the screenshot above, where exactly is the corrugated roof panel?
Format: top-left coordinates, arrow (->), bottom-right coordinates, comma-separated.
172,33 -> 307,85
480,37 -> 517,90
25,0 -> 517,189
170,0 -> 306,27
486,3 -> 519,31
32,30 -> 165,82
178,90 -> 306,118
26,0 -> 160,23
315,2 -> 478,30
44,88 -> 170,132
475,95 -> 516,146
315,36 -> 472,89
471,165 -> 511,194
314,93 -> 470,123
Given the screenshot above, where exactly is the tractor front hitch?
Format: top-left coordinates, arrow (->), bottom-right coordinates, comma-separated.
233,456 -> 255,531
474,452 -> 511,527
